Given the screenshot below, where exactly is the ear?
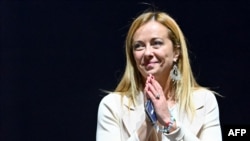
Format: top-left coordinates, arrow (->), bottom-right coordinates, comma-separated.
173,45 -> 181,62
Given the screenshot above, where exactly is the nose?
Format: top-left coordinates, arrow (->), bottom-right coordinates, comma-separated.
144,45 -> 153,57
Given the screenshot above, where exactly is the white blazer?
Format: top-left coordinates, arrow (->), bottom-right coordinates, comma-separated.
96,89 -> 222,141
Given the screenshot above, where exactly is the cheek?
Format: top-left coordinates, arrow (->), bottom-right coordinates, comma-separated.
133,52 -> 142,64
160,48 -> 175,60
157,50 -> 174,66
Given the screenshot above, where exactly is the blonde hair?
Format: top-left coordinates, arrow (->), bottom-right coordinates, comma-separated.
114,11 -> 204,120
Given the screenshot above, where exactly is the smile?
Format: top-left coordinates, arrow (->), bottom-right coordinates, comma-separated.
142,62 -> 158,69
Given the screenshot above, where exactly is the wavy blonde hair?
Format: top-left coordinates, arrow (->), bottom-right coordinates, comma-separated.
114,11 -> 203,119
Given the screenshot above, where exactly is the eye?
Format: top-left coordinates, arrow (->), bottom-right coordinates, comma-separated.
133,43 -> 141,48
152,40 -> 163,47
133,42 -> 144,50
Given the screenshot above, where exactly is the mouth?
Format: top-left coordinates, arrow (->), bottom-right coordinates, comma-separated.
142,62 -> 158,69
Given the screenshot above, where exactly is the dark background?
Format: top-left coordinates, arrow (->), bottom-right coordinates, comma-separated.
1,0 -> 250,141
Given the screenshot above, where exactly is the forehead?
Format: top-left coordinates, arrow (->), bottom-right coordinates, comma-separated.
133,21 -> 168,39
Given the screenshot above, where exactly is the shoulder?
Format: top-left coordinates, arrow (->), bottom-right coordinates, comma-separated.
97,93 -> 123,118
193,88 -> 219,109
98,92 -> 122,108
193,88 -> 217,101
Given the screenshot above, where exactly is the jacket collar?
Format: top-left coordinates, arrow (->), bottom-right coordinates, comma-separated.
122,92 -> 145,135
122,91 -> 144,110
182,90 -> 206,135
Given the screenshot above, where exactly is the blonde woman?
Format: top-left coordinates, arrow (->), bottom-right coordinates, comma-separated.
96,10 -> 222,141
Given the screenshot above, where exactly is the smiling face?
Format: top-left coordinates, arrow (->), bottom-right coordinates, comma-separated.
132,20 -> 179,80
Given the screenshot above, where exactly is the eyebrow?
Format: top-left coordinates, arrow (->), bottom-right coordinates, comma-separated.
133,37 -> 163,41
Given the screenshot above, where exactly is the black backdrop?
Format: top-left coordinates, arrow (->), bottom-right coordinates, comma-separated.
1,0 -> 250,141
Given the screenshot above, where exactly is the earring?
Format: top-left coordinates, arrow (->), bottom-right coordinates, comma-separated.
170,62 -> 181,82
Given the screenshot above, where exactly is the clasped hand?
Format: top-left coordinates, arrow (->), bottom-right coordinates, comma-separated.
144,74 -> 172,126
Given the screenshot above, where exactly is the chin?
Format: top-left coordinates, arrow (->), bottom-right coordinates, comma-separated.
139,66 -> 158,76
144,70 -> 157,75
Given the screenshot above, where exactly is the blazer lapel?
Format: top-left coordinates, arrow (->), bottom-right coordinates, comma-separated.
122,93 -> 145,136
189,105 -> 205,135
188,93 -> 206,135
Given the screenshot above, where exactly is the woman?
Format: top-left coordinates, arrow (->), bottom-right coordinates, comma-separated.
96,10 -> 222,141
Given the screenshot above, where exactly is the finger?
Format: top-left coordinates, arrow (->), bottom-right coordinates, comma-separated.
147,83 -> 160,100
148,76 -> 164,100
144,74 -> 153,94
145,86 -> 155,101
144,84 -> 150,100
150,78 -> 163,95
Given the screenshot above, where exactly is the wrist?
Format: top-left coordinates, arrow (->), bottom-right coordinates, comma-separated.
160,115 -> 176,134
